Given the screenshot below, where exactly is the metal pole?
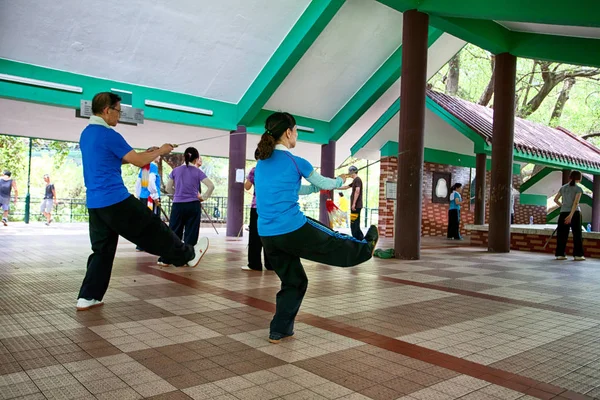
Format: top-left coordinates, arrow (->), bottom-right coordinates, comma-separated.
365,161 -> 369,227
24,138 -> 32,224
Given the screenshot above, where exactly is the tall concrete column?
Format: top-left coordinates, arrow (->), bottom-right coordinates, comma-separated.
592,175 -> 600,232
474,153 -> 487,225
562,169 -> 571,185
319,140 -> 336,226
226,126 -> 247,237
488,53 -> 517,253
394,10 -> 429,260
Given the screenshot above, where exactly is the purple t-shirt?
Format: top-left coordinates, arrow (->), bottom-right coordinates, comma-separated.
248,167 -> 257,208
169,165 -> 207,203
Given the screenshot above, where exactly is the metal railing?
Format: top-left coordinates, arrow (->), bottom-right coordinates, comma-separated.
4,195 -> 377,228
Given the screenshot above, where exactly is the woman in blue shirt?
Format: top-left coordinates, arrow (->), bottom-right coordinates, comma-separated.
447,183 -> 463,240
254,112 -> 379,344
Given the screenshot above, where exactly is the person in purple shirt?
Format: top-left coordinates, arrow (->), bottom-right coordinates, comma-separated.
242,163 -> 273,271
159,147 -> 214,266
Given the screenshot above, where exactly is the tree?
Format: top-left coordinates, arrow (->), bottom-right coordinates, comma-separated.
477,55 -> 495,106
517,62 -> 599,118
549,77 -> 576,127
0,135 -> 27,178
445,55 -> 460,96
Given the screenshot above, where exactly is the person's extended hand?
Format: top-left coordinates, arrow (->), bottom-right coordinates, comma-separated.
565,215 -> 572,224
159,143 -> 174,155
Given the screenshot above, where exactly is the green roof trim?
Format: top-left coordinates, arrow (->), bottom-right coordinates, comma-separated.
330,27 -> 443,141
519,167 -> 558,193
376,0 -> 600,68
237,0 -> 345,126
509,148 -> 600,176
380,141 -> 518,173
0,58 -> 238,131
350,99 -> 400,156
418,0 -> 600,28
245,109 -> 331,144
519,194 -> 548,207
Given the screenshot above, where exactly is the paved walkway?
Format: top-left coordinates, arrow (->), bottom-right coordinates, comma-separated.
0,223 -> 599,399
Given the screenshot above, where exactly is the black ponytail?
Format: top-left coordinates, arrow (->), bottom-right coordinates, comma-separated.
184,147 -> 200,166
569,170 -> 582,186
450,183 -> 462,191
255,112 -> 297,160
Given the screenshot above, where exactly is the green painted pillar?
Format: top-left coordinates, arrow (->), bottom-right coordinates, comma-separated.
24,138 -> 32,224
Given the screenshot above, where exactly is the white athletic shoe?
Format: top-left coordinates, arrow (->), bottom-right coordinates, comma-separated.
76,298 -> 104,311
555,256 -> 567,260
187,237 -> 209,267
574,256 -> 586,261
157,260 -> 171,267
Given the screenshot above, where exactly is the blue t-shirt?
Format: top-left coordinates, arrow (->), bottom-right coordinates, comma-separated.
449,191 -> 462,211
138,163 -> 161,199
80,124 -> 133,208
255,150 -> 314,236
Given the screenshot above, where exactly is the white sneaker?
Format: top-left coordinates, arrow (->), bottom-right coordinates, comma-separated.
574,256 -> 586,261
157,260 -> 171,267
241,266 -> 255,271
187,237 -> 209,267
555,256 -> 567,260
76,298 -> 104,311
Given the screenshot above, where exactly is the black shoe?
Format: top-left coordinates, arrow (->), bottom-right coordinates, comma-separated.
365,225 -> 379,256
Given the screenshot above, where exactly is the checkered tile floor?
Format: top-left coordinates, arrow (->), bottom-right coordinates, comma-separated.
1,223 -> 600,399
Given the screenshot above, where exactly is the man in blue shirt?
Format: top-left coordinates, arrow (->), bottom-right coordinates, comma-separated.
76,92 -> 209,311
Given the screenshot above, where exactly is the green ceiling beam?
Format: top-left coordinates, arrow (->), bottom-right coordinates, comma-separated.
350,94 -> 490,157
236,0 -> 345,126
246,109 -> 331,145
428,16 -> 514,55
375,0 -> 418,12
419,0 -> 600,28
512,32 -> 600,68
0,58 -> 238,131
330,27 -> 443,142
350,98 -> 399,156
519,167 -> 557,193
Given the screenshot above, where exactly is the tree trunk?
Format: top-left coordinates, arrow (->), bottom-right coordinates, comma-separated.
162,154 -> 184,170
478,55 -> 495,106
520,61 -> 537,110
549,77 -> 576,127
517,62 -> 558,119
445,54 -> 460,96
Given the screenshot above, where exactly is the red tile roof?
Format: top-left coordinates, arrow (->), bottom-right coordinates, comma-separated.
427,89 -> 600,171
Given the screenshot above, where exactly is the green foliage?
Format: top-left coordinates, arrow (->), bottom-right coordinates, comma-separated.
429,44 -> 600,135
0,135 -> 28,178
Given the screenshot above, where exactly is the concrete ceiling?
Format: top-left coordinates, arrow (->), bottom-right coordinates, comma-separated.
334,32 -> 466,165
0,0 -> 310,103
264,0 -> 404,121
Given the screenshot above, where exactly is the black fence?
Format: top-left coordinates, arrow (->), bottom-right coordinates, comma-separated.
5,196 -> 377,227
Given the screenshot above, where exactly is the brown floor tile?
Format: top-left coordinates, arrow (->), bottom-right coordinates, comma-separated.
18,355 -> 59,370
197,366 -> 237,382
166,372 -> 208,389
146,390 -> 193,400
84,345 -> 122,358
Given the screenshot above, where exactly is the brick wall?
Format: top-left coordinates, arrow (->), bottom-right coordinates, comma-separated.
378,158 -> 547,238
470,230 -> 600,258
